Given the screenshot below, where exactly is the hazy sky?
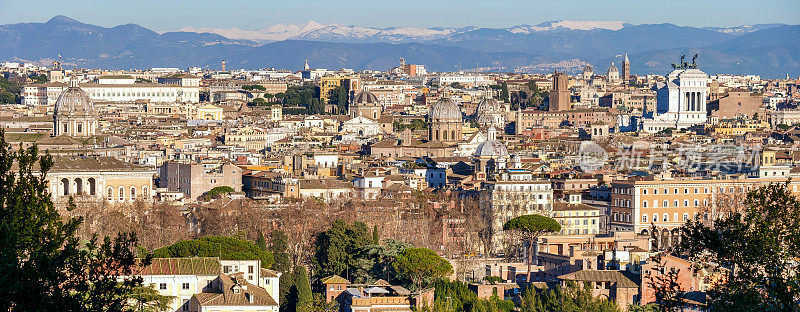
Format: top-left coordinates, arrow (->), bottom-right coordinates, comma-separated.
1,0 -> 798,30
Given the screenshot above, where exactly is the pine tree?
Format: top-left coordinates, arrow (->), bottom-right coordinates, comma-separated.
0,132 -> 149,311
269,230 -> 290,273
372,225 -> 380,245
279,271 -> 295,312
294,267 -> 313,312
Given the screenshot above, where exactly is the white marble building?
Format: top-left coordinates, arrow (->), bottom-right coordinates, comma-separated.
641,68 -> 709,133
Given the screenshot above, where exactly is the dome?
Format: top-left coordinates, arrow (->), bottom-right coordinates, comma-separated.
353,91 -> 379,105
475,98 -> 502,117
473,127 -> 509,158
607,62 -> 619,74
428,98 -> 462,121
474,140 -> 509,158
54,81 -> 95,116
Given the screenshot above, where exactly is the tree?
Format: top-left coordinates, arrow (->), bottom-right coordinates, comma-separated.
200,186 -> 235,201
502,215 -> 561,282
269,230 -> 291,273
328,83 -> 350,115
678,183 -> 800,311
646,253 -> 686,312
499,82 -> 510,102
372,225 -> 380,245
154,236 -> 274,269
0,76 -> 21,104
279,270 -> 295,312
294,267 -> 313,312
126,285 -> 174,312
520,281 -> 620,312
250,97 -> 267,106
0,132 -> 150,311
314,219 -> 371,279
350,239 -> 410,284
392,247 -> 453,291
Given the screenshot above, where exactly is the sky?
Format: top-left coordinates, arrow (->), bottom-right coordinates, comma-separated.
0,0 -> 798,30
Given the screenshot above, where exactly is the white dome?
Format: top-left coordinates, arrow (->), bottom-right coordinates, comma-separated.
474,139 -> 509,158
475,98 -> 501,116
607,62 -> 619,74
54,82 -> 95,116
428,98 -> 462,121
474,127 -> 508,158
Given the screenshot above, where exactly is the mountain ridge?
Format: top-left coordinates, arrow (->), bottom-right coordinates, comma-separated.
0,16 -> 797,78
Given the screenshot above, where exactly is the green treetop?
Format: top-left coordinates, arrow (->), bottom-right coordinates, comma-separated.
503,215 -> 561,282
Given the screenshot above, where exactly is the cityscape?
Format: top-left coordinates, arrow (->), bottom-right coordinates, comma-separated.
1,1 -> 799,312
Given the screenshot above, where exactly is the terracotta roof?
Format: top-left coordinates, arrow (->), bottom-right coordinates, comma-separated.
558,270 -> 639,288
194,274 -> 278,307
260,268 -> 279,278
322,275 -> 350,284
139,257 -> 220,276
47,155 -> 152,172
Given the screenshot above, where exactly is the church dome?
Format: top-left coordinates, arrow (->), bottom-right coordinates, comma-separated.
474,139 -> 509,158
54,80 -> 95,116
475,98 -> 502,117
428,98 -> 462,121
353,91 -> 379,105
473,127 -> 509,158
607,62 -> 619,74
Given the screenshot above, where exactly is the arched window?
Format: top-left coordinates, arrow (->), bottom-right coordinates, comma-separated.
451,130 -> 456,141
61,178 -> 69,195
118,187 -> 125,201
107,187 -> 113,199
88,178 -> 96,196
142,186 -> 149,199
75,178 -> 83,195
130,187 -> 136,200
442,131 -> 448,141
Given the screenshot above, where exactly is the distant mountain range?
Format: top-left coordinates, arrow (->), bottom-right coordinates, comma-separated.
1,16 -> 798,78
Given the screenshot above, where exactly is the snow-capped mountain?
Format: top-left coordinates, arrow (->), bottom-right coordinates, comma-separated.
180,21 -> 327,42
507,20 -> 626,33
179,20 -> 630,43
703,23 -> 786,34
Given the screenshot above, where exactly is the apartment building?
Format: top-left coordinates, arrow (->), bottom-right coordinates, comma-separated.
609,177 -> 800,248
159,162 -> 243,201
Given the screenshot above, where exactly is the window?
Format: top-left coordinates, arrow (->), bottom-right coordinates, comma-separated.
663,213 -> 669,222
159,283 -> 167,290
248,265 -> 254,274
683,213 -> 689,221
642,214 -> 648,223
107,187 -> 113,199
642,201 -> 648,208
130,187 -> 136,200
663,200 -> 669,208
223,266 -> 230,273
181,283 -> 189,290
653,214 -> 658,222
643,189 -> 647,195
118,187 -> 124,201
674,200 -> 679,207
